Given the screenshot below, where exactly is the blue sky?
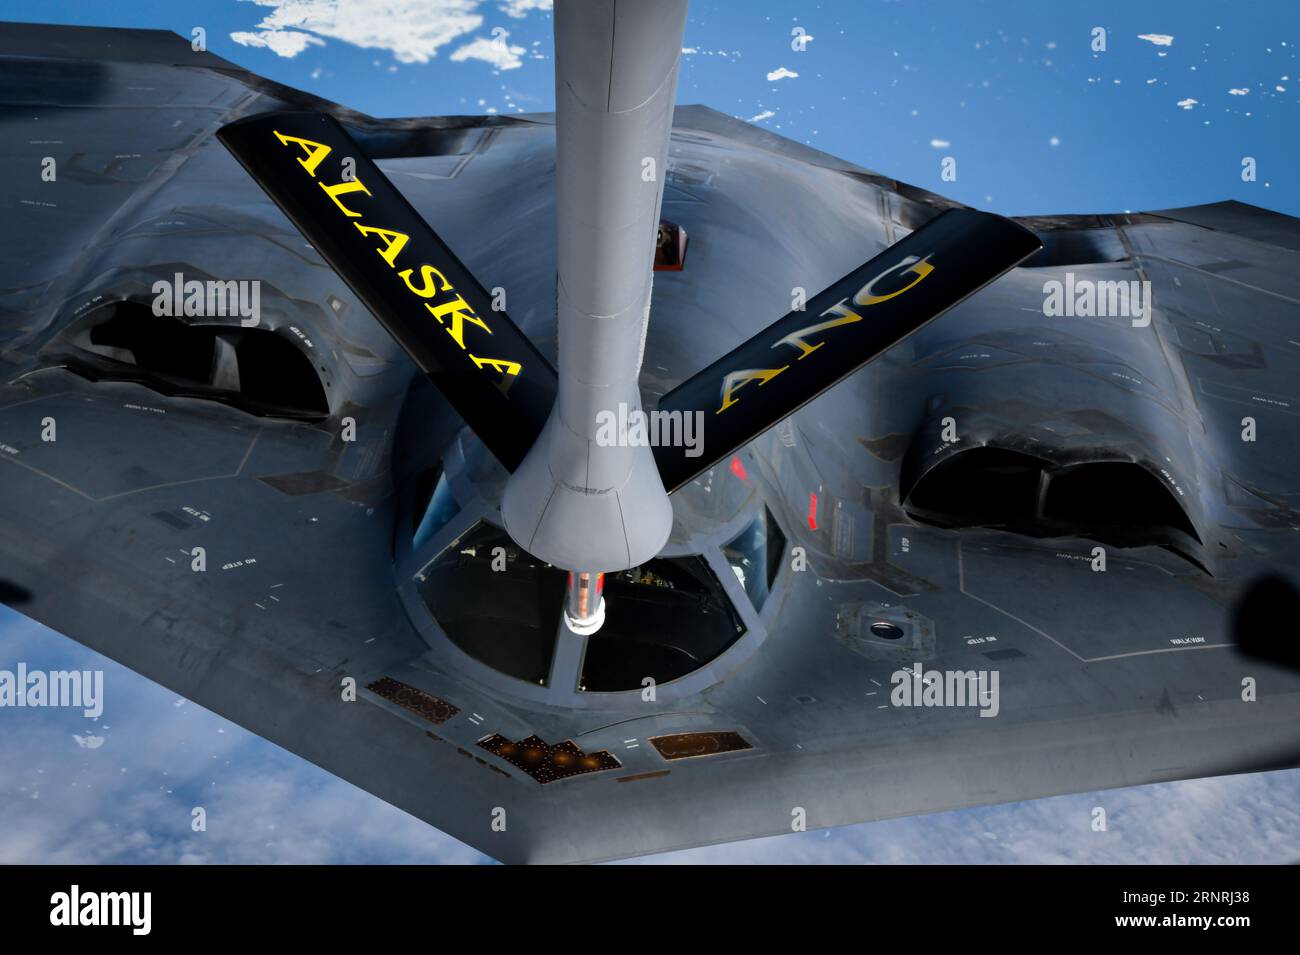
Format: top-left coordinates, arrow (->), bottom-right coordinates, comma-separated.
1,0 -> 1299,863
3,0 -> 1298,217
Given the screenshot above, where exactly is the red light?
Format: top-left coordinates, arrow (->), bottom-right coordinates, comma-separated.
729,455 -> 748,481
807,492 -> 818,531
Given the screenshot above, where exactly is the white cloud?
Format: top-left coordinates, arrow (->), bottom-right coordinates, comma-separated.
0,609 -> 487,865
1137,33 -> 1175,47
682,47 -> 742,60
747,109 -> 775,123
766,66 -> 799,81
230,28 -> 324,58
1176,97 -> 1198,109
499,0 -> 551,17
451,35 -> 525,70
1228,88 -> 1249,95
929,138 -> 951,148
228,0 -> 545,64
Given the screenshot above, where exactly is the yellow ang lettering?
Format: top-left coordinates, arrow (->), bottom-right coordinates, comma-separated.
716,253 -> 936,412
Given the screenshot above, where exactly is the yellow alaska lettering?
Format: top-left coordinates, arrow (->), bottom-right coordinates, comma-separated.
469,355 -> 522,377
470,355 -> 522,396
319,178 -> 371,218
717,366 -> 789,413
353,224 -> 409,268
273,131 -> 332,177
426,295 -> 492,349
853,254 -> 934,306
399,265 -> 454,298
276,123 -> 524,385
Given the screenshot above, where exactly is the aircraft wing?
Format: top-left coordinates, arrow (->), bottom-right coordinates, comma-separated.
2,24 -> 1300,864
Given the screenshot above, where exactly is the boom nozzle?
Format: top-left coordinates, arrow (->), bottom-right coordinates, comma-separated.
564,571 -> 606,635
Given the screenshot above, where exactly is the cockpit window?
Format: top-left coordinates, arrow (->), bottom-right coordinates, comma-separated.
417,523 -> 565,685
412,468 -> 460,550
579,557 -> 745,692
416,522 -> 749,692
722,507 -> 786,612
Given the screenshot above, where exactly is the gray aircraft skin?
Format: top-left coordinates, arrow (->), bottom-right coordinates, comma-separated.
2,21 -> 1300,865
